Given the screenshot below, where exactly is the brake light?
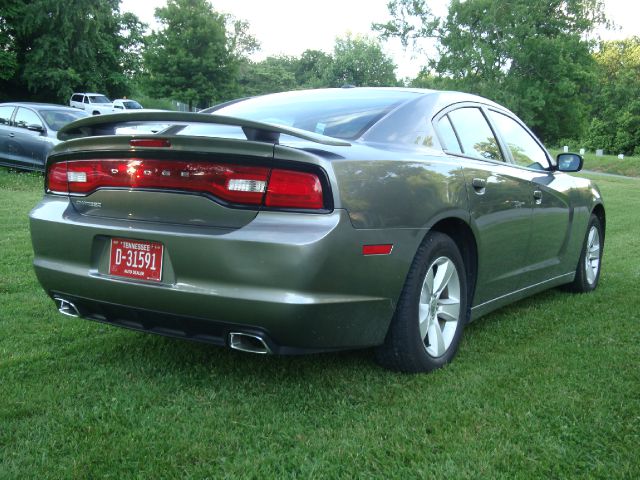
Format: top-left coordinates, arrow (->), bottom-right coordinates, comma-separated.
265,170 -> 324,209
130,139 -> 171,148
46,159 -> 326,210
47,162 -> 68,193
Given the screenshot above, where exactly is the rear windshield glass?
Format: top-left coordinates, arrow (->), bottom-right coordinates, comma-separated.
122,101 -> 143,109
209,89 -> 419,140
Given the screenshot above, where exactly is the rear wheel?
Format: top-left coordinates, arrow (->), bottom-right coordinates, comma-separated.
376,232 -> 468,373
565,214 -> 603,293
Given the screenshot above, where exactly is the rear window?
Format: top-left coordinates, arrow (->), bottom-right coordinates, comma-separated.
0,106 -> 14,125
88,95 -> 111,104
40,109 -> 88,130
211,89 -> 419,140
122,100 -> 143,109
448,107 -> 503,161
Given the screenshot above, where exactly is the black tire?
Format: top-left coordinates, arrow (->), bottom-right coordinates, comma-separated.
376,232 -> 469,373
565,214 -> 603,293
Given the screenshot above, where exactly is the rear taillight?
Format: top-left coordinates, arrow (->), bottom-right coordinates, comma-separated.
47,162 -> 68,193
46,159 -> 326,210
265,170 -> 323,209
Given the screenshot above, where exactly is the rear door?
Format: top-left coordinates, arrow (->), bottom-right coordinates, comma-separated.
436,105 -> 535,304
0,105 -> 17,165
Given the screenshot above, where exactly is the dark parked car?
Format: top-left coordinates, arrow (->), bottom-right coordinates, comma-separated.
0,103 -> 88,171
29,88 -> 604,372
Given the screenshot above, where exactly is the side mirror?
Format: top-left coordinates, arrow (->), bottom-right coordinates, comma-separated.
27,124 -> 45,133
556,153 -> 583,172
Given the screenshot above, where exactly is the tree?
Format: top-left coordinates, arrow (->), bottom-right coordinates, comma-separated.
143,0 -> 255,110
237,56 -> 298,97
584,38 -> 640,154
0,0 -> 145,102
0,0 -> 19,82
330,34 -> 398,87
374,0 -> 607,143
295,49 -> 333,88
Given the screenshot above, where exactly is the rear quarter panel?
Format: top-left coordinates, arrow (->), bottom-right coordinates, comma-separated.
330,149 -> 469,230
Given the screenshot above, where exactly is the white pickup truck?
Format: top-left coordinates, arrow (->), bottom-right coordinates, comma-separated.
69,94 -> 144,115
69,93 -> 114,115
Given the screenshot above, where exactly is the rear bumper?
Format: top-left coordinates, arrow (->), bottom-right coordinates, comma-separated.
30,196 -> 422,351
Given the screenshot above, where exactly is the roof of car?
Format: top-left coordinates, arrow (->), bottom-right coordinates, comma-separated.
72,93 -> 107,96
216,87 -> 505,112
0,102 -> 80,111
336,87 -> 506,109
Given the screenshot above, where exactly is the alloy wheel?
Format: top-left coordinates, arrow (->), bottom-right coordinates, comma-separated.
585,225 -> 601,285
418,256 -> 461,357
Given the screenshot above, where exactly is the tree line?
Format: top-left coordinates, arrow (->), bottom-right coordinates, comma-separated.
0,0 -> 396,110
0,0 -> 638,153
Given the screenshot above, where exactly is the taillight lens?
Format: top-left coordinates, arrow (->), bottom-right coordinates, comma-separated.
46,159 -> 326,210
265,170 -> 324,209
47,162 -> 68,193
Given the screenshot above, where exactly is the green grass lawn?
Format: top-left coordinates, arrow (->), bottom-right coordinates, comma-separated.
1,167 -> 638,479
550,148 -> 640,178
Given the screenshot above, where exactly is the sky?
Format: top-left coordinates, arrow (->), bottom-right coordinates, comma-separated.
120,0 -> 640,79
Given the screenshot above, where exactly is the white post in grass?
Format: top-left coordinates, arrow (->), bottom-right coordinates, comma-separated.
596,149 -> 604,157
563,145 -> 569,152
580,148 -> 585,155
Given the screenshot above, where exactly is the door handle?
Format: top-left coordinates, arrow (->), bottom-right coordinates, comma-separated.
472,178 -> 486,193
533,190 -> 543,204
9,133 -> 15,138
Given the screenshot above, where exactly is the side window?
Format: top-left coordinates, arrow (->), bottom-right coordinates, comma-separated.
448,108 -> 503,161
84,96 -> 89,104
437,115 -> 462,154
14,108 -> 43,130
71,94 -> 82,103
489,111 -> 550,169
0,106 -> 15,125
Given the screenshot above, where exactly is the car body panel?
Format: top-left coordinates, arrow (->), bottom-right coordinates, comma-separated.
30,196 -> 428,349
459,160 -> 536,303
29,88 -> 605,353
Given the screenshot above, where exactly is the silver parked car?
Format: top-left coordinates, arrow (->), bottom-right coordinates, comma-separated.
0,102 -> 89,171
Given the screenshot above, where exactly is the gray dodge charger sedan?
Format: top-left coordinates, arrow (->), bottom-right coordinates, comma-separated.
29,88 -> 604,372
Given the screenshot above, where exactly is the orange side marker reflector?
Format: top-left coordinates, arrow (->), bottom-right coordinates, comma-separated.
362,244 -> 393,256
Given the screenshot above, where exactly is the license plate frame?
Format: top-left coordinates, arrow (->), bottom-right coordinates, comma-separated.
109,238 -> 164,282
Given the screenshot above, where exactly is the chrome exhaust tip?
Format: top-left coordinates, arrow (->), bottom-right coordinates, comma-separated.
54,297 -> 80,318
228,332 -> 271,355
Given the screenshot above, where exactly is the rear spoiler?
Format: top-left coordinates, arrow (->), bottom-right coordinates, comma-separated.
57,111 -> 351,147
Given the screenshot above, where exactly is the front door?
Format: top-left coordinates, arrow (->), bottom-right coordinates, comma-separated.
487,110 -> 572,285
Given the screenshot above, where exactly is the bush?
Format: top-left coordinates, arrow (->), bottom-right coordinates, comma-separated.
133,95 -> 176,111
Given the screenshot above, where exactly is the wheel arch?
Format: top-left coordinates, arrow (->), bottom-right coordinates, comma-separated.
592,203 -> 606,243
428,217 -> 478,317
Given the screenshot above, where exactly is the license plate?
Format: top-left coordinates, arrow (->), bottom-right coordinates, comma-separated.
109,238 -> 163,282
